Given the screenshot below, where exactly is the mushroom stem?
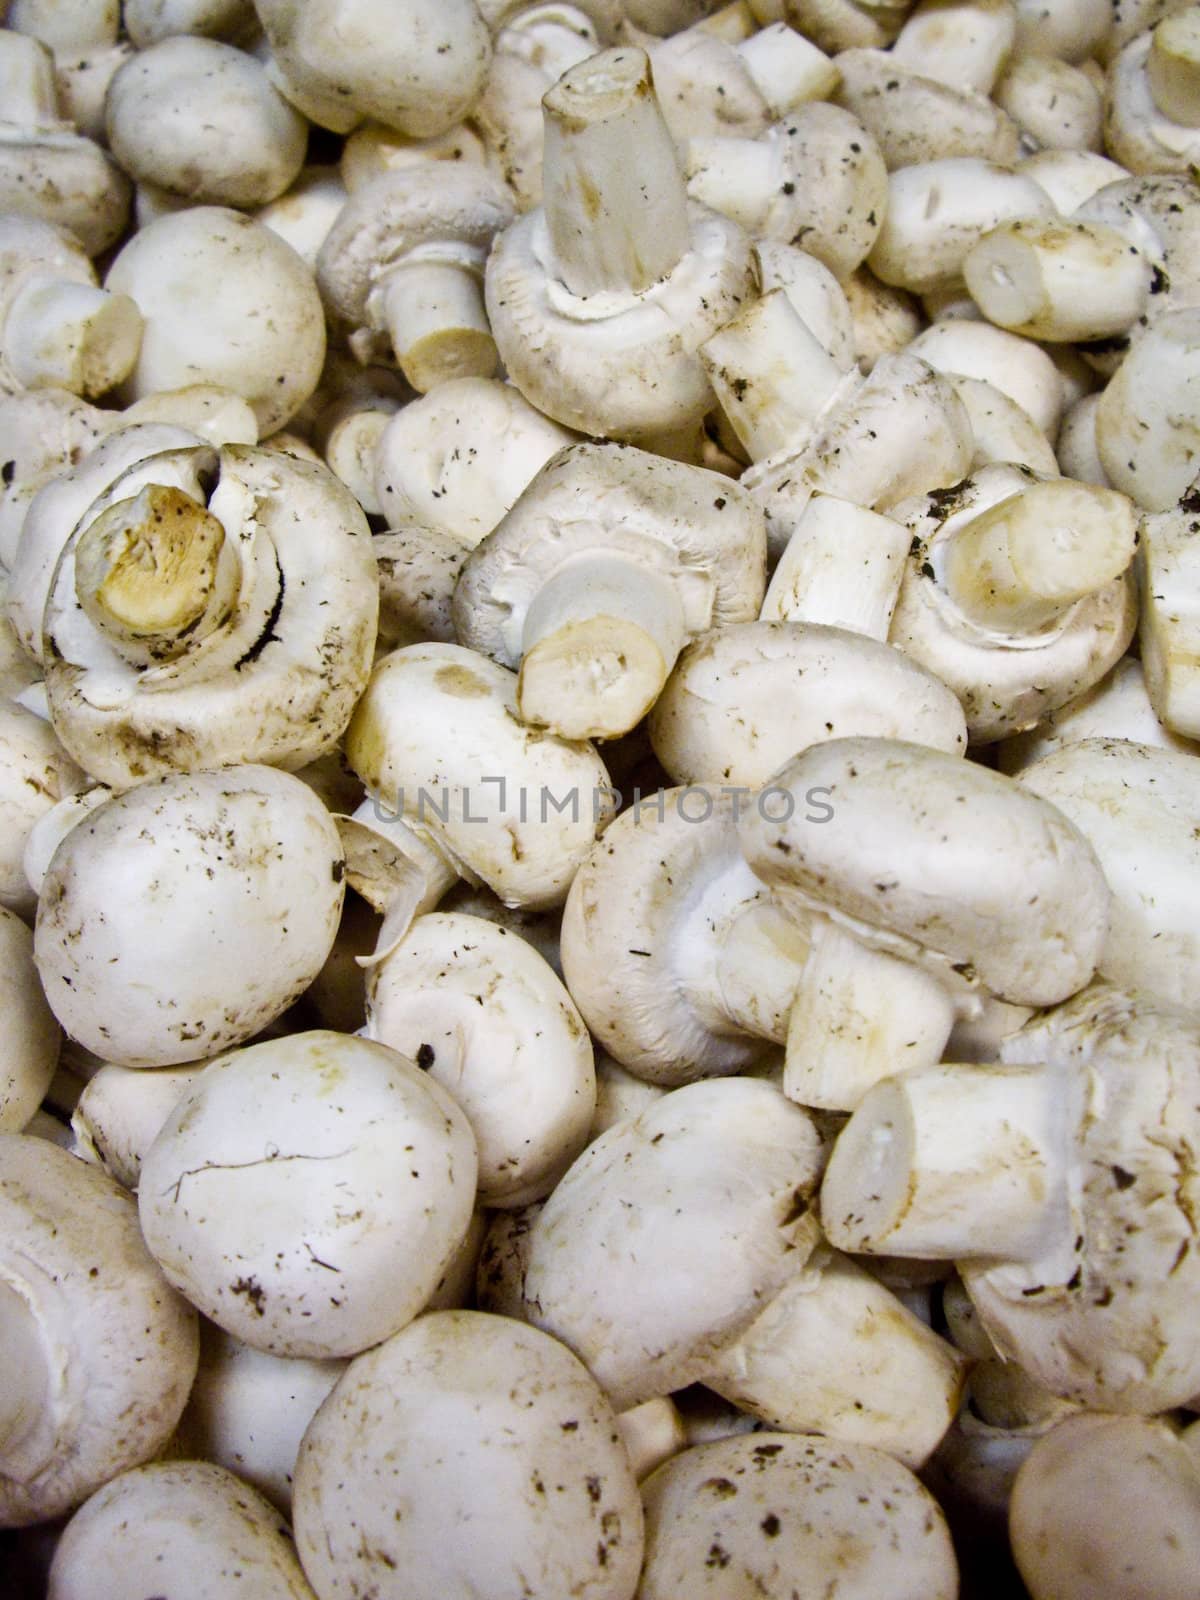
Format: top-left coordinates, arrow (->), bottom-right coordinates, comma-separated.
518,553 -> 688,740
0,1278 -> 50,1458
700,289 -> 854,463
372,255 -> 498,393
4,277 -> 144,399
541,47 -> 691,299
1147,9 -> 1200,126
761,493 -> 911,636
938,478 -> 1138,633
820,1062 -> 1075,1262
0,31 -> 61,127
684,861 -> 812,1042
73,483 -> 240,666
782,918 -> 957,1111
681,134 -> 779,234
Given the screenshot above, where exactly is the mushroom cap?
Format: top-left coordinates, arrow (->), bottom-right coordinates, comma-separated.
1010,1413 -> 1200,1600
637,1431 -> 957,1600
47,1460 -> 319,1599
0,127 -> 131,258
317,164 -> 516,328
374,376 -> 576,547
292,1309 -> 644,1600
649,621 -> 968,788
139,1029 -> 478,1358
891,464 -> 1138,742
0,698 -> 84,916
0,907 -> 60,1133
105,207 -> 325,435
739,735 -> 1110,1006
522,1077 -> 824,1408
365,911 -> 595,1207
453,440 -> 767,668
372,525 -> 466,650
33,764 -> 345,1067
485,203 -> 755,441
964,983 -> 1200,1412
105,36 -> 308,209
71,1059 -> 204,1190
42,444 -> 380,786
560,787 -> 787,1084
0,1134 -> 198,1527
344,641 -> 615,909
1016,738 -> 1200,1011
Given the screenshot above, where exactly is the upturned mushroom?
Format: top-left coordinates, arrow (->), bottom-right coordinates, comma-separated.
317,164 -> 516,391
1106,10 -> 1200,174
453,440 -> 767,740
521,1076 -> 824,1407
0,1133 -> 198,1526
738,736 -> 1111,1108
292,1309 -> 644,1600
34,764 -> 346,1067
138,1029 -> 479,1358
38,442 -> 379,787
891,464 -> 1139,741
485,47 -> 756,446
364,910 -> 595,1206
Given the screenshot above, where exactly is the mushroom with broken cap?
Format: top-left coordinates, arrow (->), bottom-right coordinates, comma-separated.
738,735 -> 1111,1109
453,440 -> 767,740
484,46 -> 756,446
0,1133 -> 198,1526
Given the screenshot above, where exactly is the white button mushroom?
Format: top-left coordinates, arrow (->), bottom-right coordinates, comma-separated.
0,1133 -> 198,1526
834,44 -> 1023,166
34,764 -> 346,1067
292,1309 -> 645,1600
453,440 -> 767,740
0,905 -> 60,1132
485,47 -> 756,446
0,697 -> 83,916
70,1058 -> 206,1189
522,1076 -> 824,1407
138,1029 -> 478,1357
365,910 -> 595,1206
637,1432 -> 958,1600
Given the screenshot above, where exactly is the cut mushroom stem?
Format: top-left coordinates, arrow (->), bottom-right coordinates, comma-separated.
709,897 -> 812,1042
371,247 -> 496,391
73,483 -> 239,665
938,478 -> 1138,634
541,46 -> 691,299
0,1279 -> 48,1456
820,1062 -> 1074,1260
518,552 -> 688,739
783,918 -> 957,1111
963,221 -> 1154,344
1147,8 -> 1200,126
761,493 -> 910,638
702,289 -> 851,462
5,277 -> 143,398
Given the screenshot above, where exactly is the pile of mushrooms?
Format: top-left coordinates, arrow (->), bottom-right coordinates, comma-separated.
7,2 -> 1200,1597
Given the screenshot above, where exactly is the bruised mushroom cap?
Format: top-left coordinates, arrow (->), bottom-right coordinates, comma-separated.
648,621 -> 968,788
637,1431 -> 957,1600
522,1077 -> 824,1408
739,736 -> 1111,1007
344,641 -> 615,909
105,207 -> 326,435
0,906 -> 59,1132
365,911 -> 595,1207
1016,738 -> 1200,1011
964,983 -> 1200,1412
454,441 -> 767,668
0,1134 -> 198,1526
293,1309 -> 643,1600
316,164 -> 516,329
1010,1413 -> 1200,1600
40,444 -> 379,787
485,204 -> 754,444
560,786 -> 804,1084
138,1030 -> 478,1358
47,1460 -> 320,1599
33,764 -> 345,1067
890,464 -> 1138,742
